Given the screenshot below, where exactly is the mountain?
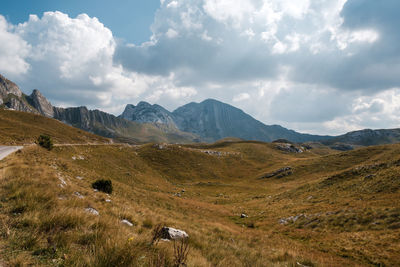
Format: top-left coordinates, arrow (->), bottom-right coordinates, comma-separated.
0,74 -> 198,144
3,73 -> 400,146
120,102 -> 178,129
122,99 -> 331,143
53,106 -> 197,144
323,128 -> 400,147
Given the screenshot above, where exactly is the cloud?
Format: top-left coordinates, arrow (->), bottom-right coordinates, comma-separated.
0,16 -> 30,78
233,93 -> 250,102
1,1 -> 400,135
0,11 -> 195,114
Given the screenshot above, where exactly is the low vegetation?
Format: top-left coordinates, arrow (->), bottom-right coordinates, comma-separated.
92,179 -> 113,194
37,135 -> 54,150
0,114 -> 399,266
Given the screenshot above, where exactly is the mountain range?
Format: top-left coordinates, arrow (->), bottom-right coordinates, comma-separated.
1,73 -> 400,147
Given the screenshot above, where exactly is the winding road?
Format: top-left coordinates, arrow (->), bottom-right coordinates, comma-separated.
0,146 -> 23,160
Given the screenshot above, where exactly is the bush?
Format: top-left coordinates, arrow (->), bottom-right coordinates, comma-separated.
92,179 -> 113,194
37,135 -> 53,150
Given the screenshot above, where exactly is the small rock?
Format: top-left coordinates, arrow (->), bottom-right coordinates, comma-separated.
121,219 -> 134,227
74,192 -> 84,199
76,176 -> 84,180
240,213 -> 248,218
85,207 -> 99,216
307,196 -> 313,200
105,199 -> 112,203
58,176 -> 67,188
161,227 -> 188,240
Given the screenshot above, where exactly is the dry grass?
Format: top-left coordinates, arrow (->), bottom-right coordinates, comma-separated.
0,139 -> 399,266
0,109 -> 109,145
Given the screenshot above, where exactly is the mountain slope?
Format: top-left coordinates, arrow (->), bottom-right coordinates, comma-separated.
173,99 -> 332,142
323,128 -> 400,146
0,109 -> 108,145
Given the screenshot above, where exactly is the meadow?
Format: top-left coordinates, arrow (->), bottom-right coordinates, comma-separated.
0,137 -> 399,266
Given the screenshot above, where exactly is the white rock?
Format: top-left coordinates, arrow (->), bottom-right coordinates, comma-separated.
105,199 -> 112,203
74,192 -> 84,199
121,219 -> 134,227
161,227 -> 188,240
85,207 -> 99,216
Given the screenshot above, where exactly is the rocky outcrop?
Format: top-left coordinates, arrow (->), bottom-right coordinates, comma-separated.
275,143 -> 304,153
53,106 -> 133,137
4,97 -> 39,114
259,167 -> 293,179
121,102 -> 177,128
161,227 -> 188,240
0,74 -> 22,99
0,74 -> 38,113
28,89 -> 54,117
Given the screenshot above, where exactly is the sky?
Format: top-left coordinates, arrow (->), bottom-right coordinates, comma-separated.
0,0 -> 399,135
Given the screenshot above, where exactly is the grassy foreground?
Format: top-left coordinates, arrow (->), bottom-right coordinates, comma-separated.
0,139 -> 399,266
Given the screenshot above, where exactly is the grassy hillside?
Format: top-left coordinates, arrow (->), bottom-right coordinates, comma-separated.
0,139 -> 399,266
0,109 -> 109,145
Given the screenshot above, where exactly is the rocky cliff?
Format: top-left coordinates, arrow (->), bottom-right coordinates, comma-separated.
120,102 -> 177,128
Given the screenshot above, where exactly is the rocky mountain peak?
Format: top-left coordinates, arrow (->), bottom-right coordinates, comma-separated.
29,89 -> 54,117
120,102 -> 177,127
0,74 -> 22,100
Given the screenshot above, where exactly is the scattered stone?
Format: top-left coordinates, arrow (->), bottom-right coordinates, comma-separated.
161,227 -> 188,240
275,143 -> 304,153
260,167 -> 293,179
76,176 -> 84,180
74,192 -> 84,199
58,176 -> 67,188
154,144 -> 167,150
307,196 -> 313,200
121,219 -> 134,227
105,199 -> 112,203
93,189 -> 98,192
240,213 -> 248,218
85,207 -> 99,216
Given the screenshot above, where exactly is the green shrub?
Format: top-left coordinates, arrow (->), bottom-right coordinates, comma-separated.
37,135 -> 53,150
92,179 -> 113,194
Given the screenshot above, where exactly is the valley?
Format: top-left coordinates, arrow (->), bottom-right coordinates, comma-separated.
0,111 -> 399,266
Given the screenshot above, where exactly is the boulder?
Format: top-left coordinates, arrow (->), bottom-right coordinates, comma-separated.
161,227 -> 188,240
85,207 -> 99,216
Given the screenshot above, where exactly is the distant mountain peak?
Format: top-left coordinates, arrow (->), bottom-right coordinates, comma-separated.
29,89 -> 54,117
120,101 -> 177,127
